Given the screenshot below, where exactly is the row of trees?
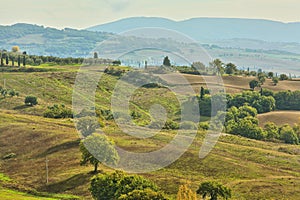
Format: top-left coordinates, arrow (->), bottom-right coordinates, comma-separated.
221,105 -> 299,144
1,46 -> 85,67
198,88 -> 300,117
170,57 -> 295,80
249,71 -> 290,90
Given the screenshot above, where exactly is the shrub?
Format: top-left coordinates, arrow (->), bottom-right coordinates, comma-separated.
199,122 -> 210,130
3,153 -> 16,160
25,95 -> 38,106
43,104 -> 73,118
163,120 -> 179,130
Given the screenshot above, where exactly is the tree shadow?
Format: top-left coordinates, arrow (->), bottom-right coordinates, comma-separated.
36,139 -> 80,158
39,173 -> 92,193
13,105 -> 30,110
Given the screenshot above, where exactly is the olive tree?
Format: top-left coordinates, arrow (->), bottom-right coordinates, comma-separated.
80,134 -> 119,173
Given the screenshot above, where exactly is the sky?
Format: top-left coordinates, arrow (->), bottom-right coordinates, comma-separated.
0,0 -> 300,29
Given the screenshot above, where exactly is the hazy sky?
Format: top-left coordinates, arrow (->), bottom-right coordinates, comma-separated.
1,0 -> 299,29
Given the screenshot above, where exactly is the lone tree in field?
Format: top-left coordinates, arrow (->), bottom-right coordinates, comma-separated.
163,56 -> 171,66
209,59 -> 224,75
197,181 -> 232,200
93,52 -> 98,59
77,116 -> 100,137
80,134 -> 119,173
25,96 -> 38,106
225,63 -> 237,75
268,72 -> 274,78
279,74 -> 289,81
257,73 -> 266,85
249,79 -> 259,90
272,77 -> 279,85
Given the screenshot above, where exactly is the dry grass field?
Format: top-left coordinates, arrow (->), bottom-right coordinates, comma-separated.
1,67 -> 300,199
258,111 -> 300,127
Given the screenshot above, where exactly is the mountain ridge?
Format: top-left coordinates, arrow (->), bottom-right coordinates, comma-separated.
87,17 -> 300,43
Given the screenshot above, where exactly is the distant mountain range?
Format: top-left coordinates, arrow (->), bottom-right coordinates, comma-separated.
1,18 -> 300,74
87,17 -> 300,44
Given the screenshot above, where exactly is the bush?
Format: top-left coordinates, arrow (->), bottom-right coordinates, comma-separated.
163,120 -> 179,130
43,104 -> 73,118
25,96 -> 38,106
280,125 -> 299,144
199,122 -> 210,130
3,153 -> 16,160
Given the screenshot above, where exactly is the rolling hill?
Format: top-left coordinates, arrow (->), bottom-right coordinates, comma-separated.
0,65 -> 300,199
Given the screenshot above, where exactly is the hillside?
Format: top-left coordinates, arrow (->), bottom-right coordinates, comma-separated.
258,111 -> 300,127
0,66 -> 300,199
0,23 -> 112,57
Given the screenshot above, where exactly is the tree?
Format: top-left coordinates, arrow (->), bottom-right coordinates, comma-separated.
10,54 -> 15,67
90,171 -> 162,200
264,122 -> 279,140
11,46 -> 20,53
93,52 -> 98,59
279,125 -> 299,144
77,116 -> 100,137
23,55 -> 26,67
268,72 -> 274,78
176,184 -> 197,200
252,96 -> 275,113
163,56 -> 171,66
197,181 -> 232,200
24,96 -> 38,106
225,63 -> 237,75
249,79 -> 259,90
0,53 -> 3,66
279,74 -> 289,81
192,61 -> 206,72
272,77 -> 279,85
5,55 -> 9,65
200,86 -> 205,99
17,56 -> 21,67
257,73 -> 266,85
209,59 -> 224,75
80,134 -> 119,173
112,60 -> 121,66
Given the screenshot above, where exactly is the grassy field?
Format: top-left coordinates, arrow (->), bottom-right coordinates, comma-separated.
0,66 -> 300,199
258,111 -> 300,127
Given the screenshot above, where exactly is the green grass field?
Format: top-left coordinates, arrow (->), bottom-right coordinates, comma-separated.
0,65 -> 300,199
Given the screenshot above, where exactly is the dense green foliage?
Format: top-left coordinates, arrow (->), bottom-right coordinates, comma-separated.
24,95 -> 38,106
43,104 -> 73,118
90,171 -> 165,200
197,181 -> 232,200
0,86 -> 19,98
77,117 -> 101,137
80,134 -> 119,173
274,90 -> 300,110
